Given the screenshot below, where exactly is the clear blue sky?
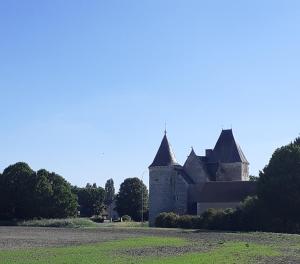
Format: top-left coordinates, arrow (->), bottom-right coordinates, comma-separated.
1,1 -> 299,189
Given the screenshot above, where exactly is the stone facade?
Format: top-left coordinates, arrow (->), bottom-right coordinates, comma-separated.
149,129 -> 255,226
149,166 -> 176,226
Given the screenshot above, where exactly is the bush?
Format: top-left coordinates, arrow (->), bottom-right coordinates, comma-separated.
155,212 -> 167,227
155,212 -> 201,229
90,215 -> 104,223
18,218 -> 98,228
177,215 -> 202,229
163,212 -> 179,228
121,215 -> 132,222
155,212 -> 179,228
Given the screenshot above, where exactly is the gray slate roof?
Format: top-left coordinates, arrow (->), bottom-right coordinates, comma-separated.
210,129 -> 248,164
189,181 -> 256,203
149,134 -> 179,168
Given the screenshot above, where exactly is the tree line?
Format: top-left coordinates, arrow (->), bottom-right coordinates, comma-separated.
0,163 -> 148,221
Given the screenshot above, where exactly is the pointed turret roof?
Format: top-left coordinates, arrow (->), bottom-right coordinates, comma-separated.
149,133 -> 179,168
189,147 -> 196,157
211,129 -> 248,163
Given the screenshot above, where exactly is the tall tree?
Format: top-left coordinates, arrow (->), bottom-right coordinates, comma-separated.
115,177 -> 148,221
0,162 -> 37,219
0,162 -> 78,220
258,138 -> 300,226
104,178 -> 115,205
40,170 -> 78,218
74,184 -> 105,217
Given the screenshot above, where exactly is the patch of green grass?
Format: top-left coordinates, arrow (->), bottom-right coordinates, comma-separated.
141,242 -> 280,264
0,237 -> 185,264
18,218 -> 99,228
0,236 -> 281,264
0,218 -> 150,228
100,221 -> 149,228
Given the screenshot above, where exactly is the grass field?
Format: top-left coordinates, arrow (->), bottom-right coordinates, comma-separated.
0,227 -> 299,263
1,218 -> 149,228
0,236 -> 281,264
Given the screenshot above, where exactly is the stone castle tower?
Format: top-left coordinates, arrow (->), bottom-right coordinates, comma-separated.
148,129 -> 252,226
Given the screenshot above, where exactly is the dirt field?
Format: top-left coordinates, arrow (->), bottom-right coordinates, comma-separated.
1,226 -> 300,263
0,226 -> 298,249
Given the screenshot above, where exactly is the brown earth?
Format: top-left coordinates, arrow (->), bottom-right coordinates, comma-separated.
0,226 -> 300,263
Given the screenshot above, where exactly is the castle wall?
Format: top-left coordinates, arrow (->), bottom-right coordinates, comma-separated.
149,166 -> 176,226
184,155 -> 209,183
197,202 -> 240,215
149,166 -> 190,226
217,162 -> 243,181
173,172 -> 189,215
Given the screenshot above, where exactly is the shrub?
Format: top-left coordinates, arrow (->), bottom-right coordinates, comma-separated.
163,212 -> 179,228
155,212 -> 202,229
155,212 -> 168,227
121,215 -> 132,222
177,215 -> 202,229
18,218 -> 98,228
90,215 -> 104,223
155,212 -> 179,228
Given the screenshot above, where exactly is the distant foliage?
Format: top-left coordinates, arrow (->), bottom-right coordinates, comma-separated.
18,218 -> 98,228
0,162 -> 77,220
115,177 -> 148,221
104,178 -> 115,206
90,215 -> 105,223
121,215 -> 131,222
293,136 -> 300,146
249,175 -> 259,181
73,183 -> 105,217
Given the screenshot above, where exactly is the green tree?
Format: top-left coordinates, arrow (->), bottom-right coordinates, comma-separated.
104,178 -> 115,206
258,139 -> 300,226
74,183 -> 105,217
0,163 -> 78,220
249,175 -> 259,181
40,170 -> 78,218
0,162 -> 37,219
115,177 -> 148,221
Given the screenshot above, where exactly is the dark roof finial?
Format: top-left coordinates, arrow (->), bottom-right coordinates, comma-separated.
164,121 -> 167,135
189,146 -> 196,157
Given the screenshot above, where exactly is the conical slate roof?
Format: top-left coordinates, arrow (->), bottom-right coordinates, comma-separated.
211,129 -> 248,163
189,147 -> 196,157
149,133 -> 179,168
